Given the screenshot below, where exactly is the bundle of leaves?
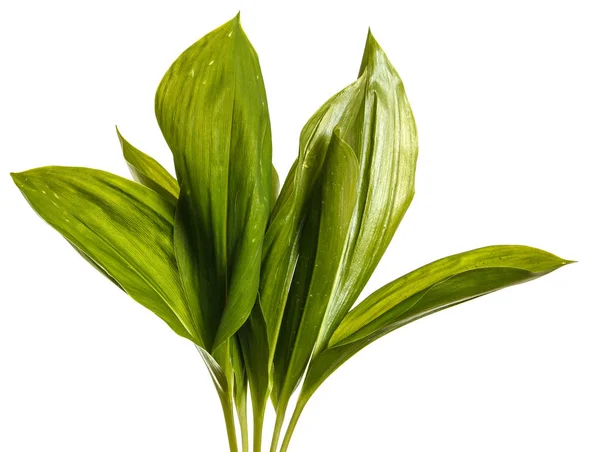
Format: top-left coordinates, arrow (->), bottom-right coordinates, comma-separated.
11,14 -> 571,452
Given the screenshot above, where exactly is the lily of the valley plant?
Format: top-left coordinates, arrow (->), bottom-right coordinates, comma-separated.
12,14 -> 571,452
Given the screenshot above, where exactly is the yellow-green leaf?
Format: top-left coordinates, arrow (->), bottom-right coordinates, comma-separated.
300,245 -> 571,403
116,127 -> 179,204
11,166 -> 202,344
315,30 -> 418,352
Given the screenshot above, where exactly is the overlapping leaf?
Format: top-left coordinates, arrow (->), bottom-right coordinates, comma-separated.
116,127 -> 179,204
10,15 -> 574,452
258,78 -> 367,361
269,31 -> 418,415
314,31 -> 418,352
11,166 -> 202,344
273,130 -> 359,409
156,14 -> 272,352
299,245 -> 572,403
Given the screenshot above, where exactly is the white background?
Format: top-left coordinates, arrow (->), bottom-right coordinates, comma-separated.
1,1 -> 598,451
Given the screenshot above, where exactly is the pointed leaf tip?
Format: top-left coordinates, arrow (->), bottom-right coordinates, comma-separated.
366,27 -> 375,41
116,127 -> 179,204
10,172 -> 22,184
360,28 -> 385,75
365,28 -> 380,50
229,11 -> 242,29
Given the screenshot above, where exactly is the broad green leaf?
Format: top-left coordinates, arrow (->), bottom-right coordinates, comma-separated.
274,131 -> 359,409
155,15 -> 272,351
117,130 -> 277,219
313,30 -> 418,352
11,166 -> 202,344
299,245 -> 571,403
259,75 -> 366,360
332,245 -> 571,346
269,30 -> 417,410
244,76 -> 366,422
116,127 -> 179,204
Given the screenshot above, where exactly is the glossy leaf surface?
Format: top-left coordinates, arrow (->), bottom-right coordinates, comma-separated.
259,70 -> 366,360
314,31 -> 418,352
9,15 -> 574,452
269,31 -> 418,410
274,130 -> 359,406
300,245 -> 571,401
11,166 -> 202,344
116,127 -> 179,204
156,15 -> 272,351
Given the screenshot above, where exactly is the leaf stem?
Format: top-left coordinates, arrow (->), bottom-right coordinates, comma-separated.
279,398 -> 307,452
237,397 -> 249,452
219,394 -> 239,452
269,402 -> 288,452
252,397 -> 267,452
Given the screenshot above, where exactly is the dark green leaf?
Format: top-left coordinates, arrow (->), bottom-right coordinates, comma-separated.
274,130 -> 359,408
155,15 -> 272,351
272,190 -> 321,406
259,75 -> 366,361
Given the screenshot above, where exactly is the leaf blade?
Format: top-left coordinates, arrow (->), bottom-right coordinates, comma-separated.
155,15 -> 272,350
259,76 -> 366,360
298,245 -> 571,402
332,245 -> 571,346
11,166 -> 202,344
315,30 -> 418,350
116,127 -> 179,203
274,130 -> 359,406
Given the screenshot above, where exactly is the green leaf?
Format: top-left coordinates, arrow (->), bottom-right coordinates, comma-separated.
258,74 -> 366,361
11,166 -> 202,344
155,14 -> 272,351
197,345 -> 230,394
273,131 -> 359,407
300,245 -> 571,402
116,127 -> 179,204
271,190 -> 321,407
313,30 -> 418,352
267,31 -> 418,422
